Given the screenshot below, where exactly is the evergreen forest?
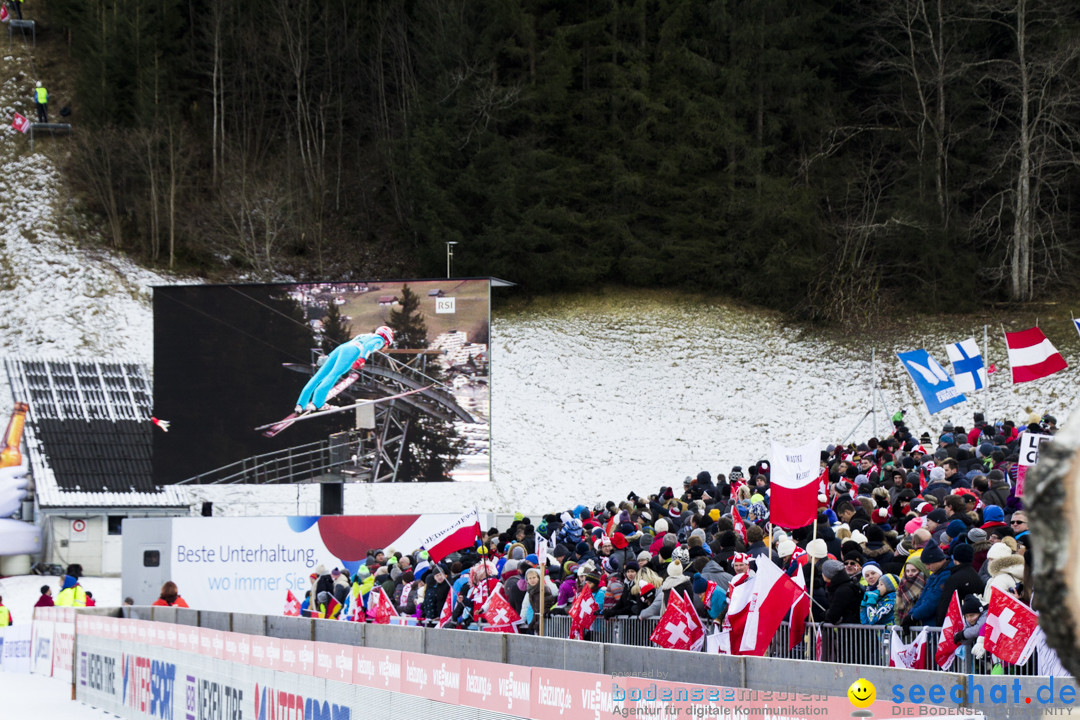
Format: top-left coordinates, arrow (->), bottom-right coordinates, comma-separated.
46,0 -> 1080,322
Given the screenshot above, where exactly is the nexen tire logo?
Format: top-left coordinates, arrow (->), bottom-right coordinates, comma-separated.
254,683 -> 351,720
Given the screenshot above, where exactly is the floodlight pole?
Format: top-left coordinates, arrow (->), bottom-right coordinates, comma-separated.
446,241 -> 458,279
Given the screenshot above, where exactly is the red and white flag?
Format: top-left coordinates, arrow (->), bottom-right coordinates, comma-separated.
769,438 -> 823,529
438,589 -> 455,629
679,590 -> 706,651
935,591 -> 964,670
649,591 -> 701,651
12,112 -> 30,134
739,558 -> 805,656
372,586 -> 399,625
890,627 -> 929,669
283,590 -> 301,617
1005,327 -> 1067,384
720,571 -> 755,655
481,585 -> 521,633
0,5 -> 9,22
421,508 -> 482,563
568,585 -> 600,640
787,569 -> 810,650
731,507 -> 748,546
985,587 -> 1039,665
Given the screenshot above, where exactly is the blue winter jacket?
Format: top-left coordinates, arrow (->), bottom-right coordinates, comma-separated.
860,590 -> 896,626
909,560 -> 954,624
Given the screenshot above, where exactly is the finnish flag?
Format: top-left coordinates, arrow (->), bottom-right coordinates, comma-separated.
945,338 -> 988,393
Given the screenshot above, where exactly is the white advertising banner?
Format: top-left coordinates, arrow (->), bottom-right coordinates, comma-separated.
167,514 -> 478,614
0,623 -> 33,673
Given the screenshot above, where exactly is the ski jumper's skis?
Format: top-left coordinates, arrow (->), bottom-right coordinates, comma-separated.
261,371 -> 362,438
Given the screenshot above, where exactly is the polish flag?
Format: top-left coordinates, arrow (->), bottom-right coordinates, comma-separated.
12,112 -> 30,133
769,439 -> 823,529
739,558 -> 805,656
787,569 -> 810,650
985,587 -> 1039,665
568,585 -> 600,640
890,627 -> 929,669
421,508 -> 482,563
372,586 -> 399,624
283,590 -> 301,617
1005,327 -> 1067,384
731,507 -> 748,546
721,571 -> 756,654
935,591 -> 964,670
438,589 -> 455,628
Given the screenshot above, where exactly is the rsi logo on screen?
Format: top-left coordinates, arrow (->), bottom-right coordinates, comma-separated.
254,684 -> 351,720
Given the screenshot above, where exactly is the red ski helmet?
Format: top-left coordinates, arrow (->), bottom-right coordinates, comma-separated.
375,326 -> 395,346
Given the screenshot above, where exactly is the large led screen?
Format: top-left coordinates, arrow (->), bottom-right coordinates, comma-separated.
153,279 -> 491,484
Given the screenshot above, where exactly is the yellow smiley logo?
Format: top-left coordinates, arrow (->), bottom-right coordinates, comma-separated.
848,678 -> 876,709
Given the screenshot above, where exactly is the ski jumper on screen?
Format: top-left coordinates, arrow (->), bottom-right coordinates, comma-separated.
294,326 -> 395,412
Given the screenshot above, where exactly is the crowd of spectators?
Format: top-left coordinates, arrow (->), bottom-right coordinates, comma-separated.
299,410 -> 1051,660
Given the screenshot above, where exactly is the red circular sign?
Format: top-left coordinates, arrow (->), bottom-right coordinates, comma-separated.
72,519 -> 86,532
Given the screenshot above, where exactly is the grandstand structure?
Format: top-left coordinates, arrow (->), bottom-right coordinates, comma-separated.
3,358 -> 187,575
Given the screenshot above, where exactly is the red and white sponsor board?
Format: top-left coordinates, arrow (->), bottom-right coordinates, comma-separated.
352,646 -> 401,692
459,659 -> 532,717
315,641 -> 354,682
400,652 -> 461,704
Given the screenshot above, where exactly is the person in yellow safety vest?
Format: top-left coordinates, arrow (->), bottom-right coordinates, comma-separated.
0,595 -> 11,626
34,81 -> 47,123
56,574 -> 87,607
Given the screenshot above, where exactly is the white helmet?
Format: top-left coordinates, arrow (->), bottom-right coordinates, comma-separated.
375,326 -> 395,346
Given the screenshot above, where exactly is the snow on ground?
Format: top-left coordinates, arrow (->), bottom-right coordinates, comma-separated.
0,575 -> 122,626
0,670 -> 118,720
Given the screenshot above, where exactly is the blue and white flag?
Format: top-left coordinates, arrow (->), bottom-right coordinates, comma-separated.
1073,318 -> 1080,339
898,349 -> 967,415
945,337 -> 988,393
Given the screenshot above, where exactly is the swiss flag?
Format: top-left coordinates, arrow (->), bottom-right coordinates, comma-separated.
372,586 -> 399,625
12,112 -> 30,134
731,507 -> 748,547
985,587 -> 1039,664
678,590 -> 706,651
890,627 -> 929,669
649,591 -> 701,651
481,585 -> 522,632
438,589 -> 455,628
283,590 -> 301,617
1005,327 -> 1067,384
739,558 -> 805,656
935,591 -> 964,670
568,585 -> 600,640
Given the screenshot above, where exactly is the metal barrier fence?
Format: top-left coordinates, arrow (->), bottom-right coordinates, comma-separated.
543,616 -> 1040,676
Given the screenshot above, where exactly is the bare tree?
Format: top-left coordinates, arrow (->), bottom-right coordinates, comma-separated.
969,0 -> 1080,300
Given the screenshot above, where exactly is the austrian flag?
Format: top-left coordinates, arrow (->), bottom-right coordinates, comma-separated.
1005,327 -> 1067,384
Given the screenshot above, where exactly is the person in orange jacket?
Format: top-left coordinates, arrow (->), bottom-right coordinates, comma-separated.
151,581 -> 190,608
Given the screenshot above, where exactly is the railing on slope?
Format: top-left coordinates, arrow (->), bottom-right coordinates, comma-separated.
177,434 -> 363,485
